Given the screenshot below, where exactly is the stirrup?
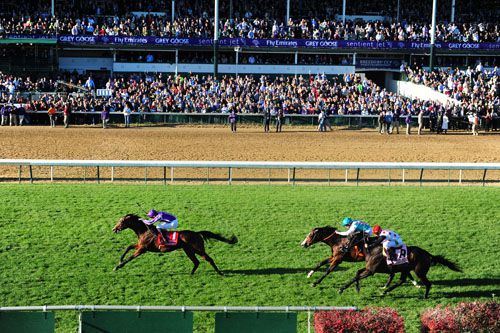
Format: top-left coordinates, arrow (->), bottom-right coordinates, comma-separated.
341,246 -> 350,253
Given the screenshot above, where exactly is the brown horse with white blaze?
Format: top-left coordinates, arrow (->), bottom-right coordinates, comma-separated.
112,214 -> 238,275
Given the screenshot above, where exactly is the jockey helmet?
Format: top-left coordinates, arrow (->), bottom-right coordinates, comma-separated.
342,217 -> 353,226
372,225 -> 382,235
147,209 -> 158,218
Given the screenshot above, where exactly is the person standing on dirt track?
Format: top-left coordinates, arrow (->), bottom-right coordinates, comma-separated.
63,103 -> 72,128
123,102 -> 132,128
228,109 -> 237,133
47,104 -> 57,127
418,109 -> 424,135
405,110 -> 412,135
263,108 -> 271,132
276,108 -> 284,132
101,103 -> 111,128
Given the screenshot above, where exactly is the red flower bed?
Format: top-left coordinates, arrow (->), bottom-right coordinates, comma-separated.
315,307 -> 405,333
421,301 -> 499,333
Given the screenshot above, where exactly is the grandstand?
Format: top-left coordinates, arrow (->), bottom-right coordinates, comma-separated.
0,0 -> 498,131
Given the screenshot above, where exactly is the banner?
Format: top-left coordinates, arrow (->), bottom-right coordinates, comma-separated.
6,34 -> 500,50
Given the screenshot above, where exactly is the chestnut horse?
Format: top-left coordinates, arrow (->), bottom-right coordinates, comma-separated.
112,214 -> 238,275
338,238 -> 462,298
301,226 -> 419,288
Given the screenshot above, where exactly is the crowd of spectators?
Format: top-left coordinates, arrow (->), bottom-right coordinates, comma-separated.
405,64 -> 499,116
1,69 -> 498,132
1,13 -> 499,43
1,0 -> 497,24
0,70 -> 468,118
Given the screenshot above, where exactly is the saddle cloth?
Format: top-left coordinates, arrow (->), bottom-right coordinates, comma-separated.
385,245 -> 409,266
156,231 -> 179,248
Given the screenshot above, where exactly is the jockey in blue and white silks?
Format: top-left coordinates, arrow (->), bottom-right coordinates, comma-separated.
335,217 -> 372,253
335,217 -> 372,237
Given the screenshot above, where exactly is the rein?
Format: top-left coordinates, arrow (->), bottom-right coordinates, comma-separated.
322,231 -> 337,242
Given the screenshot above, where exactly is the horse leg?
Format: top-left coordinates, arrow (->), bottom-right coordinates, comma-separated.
183,247 -> 200,275
407,272 -> 421,288
383,272 -> 408,295
312,257 -> 341,287
201,253 -> 224,276
415,263 -> 432,298
339,268 -> 373,294
119,245 -> 136,263
381,273 -> 395,289
114,249 -> 145,271
308,257 -> 331,279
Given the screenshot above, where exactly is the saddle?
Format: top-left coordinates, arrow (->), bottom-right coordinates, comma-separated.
156,230 -> 179,250
384,245 -> 409,266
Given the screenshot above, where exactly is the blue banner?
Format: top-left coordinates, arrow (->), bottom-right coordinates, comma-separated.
5,34 -> 500,50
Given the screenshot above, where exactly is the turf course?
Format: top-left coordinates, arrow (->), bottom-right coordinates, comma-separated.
0,184 -> 498,332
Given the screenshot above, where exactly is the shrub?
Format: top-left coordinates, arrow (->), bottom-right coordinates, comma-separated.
315,307 -> 405,333
420,301 -> 500,333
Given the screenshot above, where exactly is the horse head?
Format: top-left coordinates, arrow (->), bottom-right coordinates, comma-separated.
301,226 -> 337,248
113,214 -> 141,233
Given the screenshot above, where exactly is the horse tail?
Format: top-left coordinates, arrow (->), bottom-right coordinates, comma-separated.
199,231 -> 238,245
431,255 -> 463,273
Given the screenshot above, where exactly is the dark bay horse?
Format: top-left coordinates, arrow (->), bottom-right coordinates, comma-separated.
338,241 -> 462,298
301,226 -> 419,288
112,214 -> 238,275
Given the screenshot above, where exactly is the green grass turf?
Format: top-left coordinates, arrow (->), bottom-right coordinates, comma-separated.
0,184 -> 498,332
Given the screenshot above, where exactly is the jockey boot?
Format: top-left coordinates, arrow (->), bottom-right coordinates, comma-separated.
157,229 -> 168,247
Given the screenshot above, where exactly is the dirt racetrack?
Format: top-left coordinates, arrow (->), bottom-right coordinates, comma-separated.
0,125 -> 499,183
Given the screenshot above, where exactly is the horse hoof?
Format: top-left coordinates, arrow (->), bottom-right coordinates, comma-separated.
311,283 -> 317,288
307,271 -> 314,279
338,289 -> 344,294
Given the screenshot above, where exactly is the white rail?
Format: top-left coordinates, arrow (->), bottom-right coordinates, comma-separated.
0,159 -> 498,185
0,305 -> 355,312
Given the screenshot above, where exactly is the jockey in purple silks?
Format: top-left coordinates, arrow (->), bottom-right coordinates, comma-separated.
143,209 -> 178,243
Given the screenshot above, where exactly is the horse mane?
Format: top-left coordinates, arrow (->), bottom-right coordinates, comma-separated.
322,226 -> 336,231
125,213 -> 141,220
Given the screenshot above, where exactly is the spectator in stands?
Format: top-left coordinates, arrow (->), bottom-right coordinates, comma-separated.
84,77 -> 95,91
